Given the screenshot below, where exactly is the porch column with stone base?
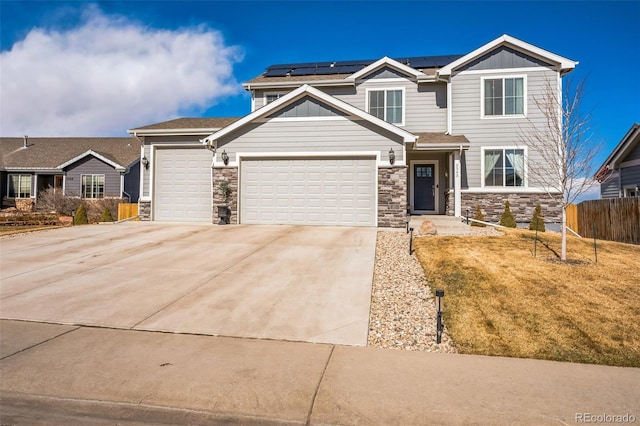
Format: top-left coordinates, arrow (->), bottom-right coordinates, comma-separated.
378,166 -> 407,228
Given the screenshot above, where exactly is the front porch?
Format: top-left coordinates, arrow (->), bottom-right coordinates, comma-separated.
406,132 -> 469,217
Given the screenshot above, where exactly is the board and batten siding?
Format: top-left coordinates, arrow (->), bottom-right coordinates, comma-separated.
64,156 -> 122,197
217,118 -> 405,163
451,68 -> 558,189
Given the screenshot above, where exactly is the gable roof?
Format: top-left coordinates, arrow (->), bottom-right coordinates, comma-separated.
595,123 -> 640,180
128,117 -> 240,135
201,84 -> 417,145
438,34 -> 578,76
58,150 -> 127,171
0,137 -> 140,171
347,56 -> 428,81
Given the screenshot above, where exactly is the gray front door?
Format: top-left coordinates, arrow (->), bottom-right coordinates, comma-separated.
414,164 -> 435,211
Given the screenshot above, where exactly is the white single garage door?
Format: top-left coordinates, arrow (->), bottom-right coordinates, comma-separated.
154,147 -> 212,222
241,157 -> 376,226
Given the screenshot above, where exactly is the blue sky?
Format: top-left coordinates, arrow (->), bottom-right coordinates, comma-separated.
1,0 -> 639,174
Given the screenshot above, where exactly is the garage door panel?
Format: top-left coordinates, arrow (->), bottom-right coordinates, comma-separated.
155,148 -> 212,222
241,157 -> 375,226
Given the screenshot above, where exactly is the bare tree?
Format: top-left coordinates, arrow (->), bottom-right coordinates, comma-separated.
520,77 -> 600,260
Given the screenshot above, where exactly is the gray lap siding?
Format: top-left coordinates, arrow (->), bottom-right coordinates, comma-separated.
64,156 -> 121,197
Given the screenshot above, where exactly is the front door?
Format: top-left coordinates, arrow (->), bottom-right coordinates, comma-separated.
414,164 -> 435,211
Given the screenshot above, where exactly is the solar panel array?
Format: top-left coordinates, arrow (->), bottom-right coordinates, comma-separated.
262,55 -> 463,77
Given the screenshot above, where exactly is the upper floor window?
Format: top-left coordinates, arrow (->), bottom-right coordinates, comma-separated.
8,174 -> 32,198
483,77 -> 525,116
82,174 -> 105,199
484,148 -> 525,187
367,88 -> 404,124
265,93 -> 285,104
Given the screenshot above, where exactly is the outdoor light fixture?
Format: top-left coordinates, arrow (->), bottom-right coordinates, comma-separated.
436,289 -> 444,344
141,156 -> 149,170
221,150 -> 229,166
389,148 -> 395,165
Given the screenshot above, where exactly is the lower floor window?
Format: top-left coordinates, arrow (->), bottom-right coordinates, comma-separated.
82,174 -> 105,198
484,148 -> 525,187
625,187 -> 639,197
8,174 -> 32,198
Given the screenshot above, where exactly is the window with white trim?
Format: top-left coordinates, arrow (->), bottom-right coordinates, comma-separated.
8,174 -> 32,198
265,93 -> 285,104
484,77 -> 525,116
368,89 -> 403,124
484,149 -> 525,187
81,174 -> 105,199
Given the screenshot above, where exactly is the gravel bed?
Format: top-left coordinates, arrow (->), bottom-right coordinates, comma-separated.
368,231 -> 457,353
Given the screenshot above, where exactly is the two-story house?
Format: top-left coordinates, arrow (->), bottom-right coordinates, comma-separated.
129,34 -> 577,227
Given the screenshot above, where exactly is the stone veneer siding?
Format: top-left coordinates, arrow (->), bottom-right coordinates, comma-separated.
139,200 -> 151,221
445,190 -> 455,216
461,192 -> 562,223
378,166 -> 407,228
213,166 -> 238,225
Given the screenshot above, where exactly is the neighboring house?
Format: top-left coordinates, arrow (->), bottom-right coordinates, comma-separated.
596,123 -> 640,198
0,137 -> 141,210
130,34 -> 577,227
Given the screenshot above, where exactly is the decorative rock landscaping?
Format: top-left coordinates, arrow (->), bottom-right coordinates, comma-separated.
368,230 -> 457,353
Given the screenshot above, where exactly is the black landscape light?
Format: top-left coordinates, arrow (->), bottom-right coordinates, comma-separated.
409,227 -> 414,255
389,147 -> 395,165
221,150 -> 229,166
436,289 -> 444,344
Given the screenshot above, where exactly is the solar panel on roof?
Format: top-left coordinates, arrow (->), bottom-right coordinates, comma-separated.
264,68 -> 290,77
334,65 -> 364,74
290,67 -> 320,76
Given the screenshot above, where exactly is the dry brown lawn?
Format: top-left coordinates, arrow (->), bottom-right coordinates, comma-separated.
414,229 -> 640,367
0,225 -> 65,237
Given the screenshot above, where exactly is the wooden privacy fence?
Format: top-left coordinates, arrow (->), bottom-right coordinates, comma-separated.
118,203 -> 139,221
565,204 -> 579,232
569,198 -> 640,245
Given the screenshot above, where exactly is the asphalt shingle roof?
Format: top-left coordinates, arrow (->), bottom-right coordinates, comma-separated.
130,117 -> 240,131
0,137 -> 141,170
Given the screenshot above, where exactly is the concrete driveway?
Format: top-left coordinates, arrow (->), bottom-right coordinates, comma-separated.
0,223 -> 376,345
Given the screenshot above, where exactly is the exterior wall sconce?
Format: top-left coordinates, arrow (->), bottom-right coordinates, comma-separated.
389,148 -> 395,165
141,156 -> 149,170
221,150 -> 229,166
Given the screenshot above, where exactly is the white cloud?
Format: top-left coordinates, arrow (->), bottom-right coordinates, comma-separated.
1,6 -> 243,136
570,177 -> 601,204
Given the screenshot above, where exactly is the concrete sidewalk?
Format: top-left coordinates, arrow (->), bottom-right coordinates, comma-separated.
410,215 -> 475,235
1,320 -> 638,425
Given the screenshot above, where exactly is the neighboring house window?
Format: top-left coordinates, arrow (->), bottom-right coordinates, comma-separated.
483,77 -> 525,116
265,93 -> 285,104
8,174 -> 32,198
368,89 -> 403,124
484,148 -> 525,187
625,186 -> 639,197
82,175 -> 105,199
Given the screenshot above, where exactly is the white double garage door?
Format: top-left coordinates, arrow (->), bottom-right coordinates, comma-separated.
154,148 -> 377,226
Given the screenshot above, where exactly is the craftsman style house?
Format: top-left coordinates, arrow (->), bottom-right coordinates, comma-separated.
130,34 -> 577,227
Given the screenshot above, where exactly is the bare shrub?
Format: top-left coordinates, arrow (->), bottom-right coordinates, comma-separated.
36,189 -> 125,222
36,188 -> 81,215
